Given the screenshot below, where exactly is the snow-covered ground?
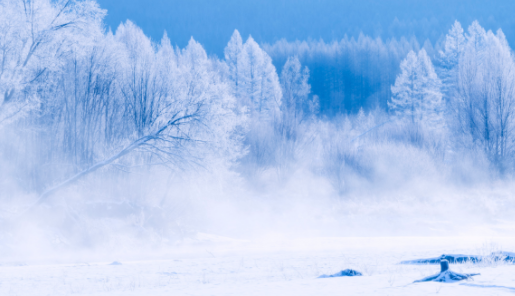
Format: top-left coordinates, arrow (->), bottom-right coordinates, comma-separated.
1,236 -> 515,295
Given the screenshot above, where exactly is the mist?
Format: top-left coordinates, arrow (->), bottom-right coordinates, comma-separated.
1,0 -> 515,274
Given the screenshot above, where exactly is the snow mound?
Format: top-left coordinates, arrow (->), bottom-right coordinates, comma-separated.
318,269 -> 362,278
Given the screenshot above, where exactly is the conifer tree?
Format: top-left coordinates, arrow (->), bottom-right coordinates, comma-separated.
389,49 -> 444,130
438,21 -> 466,105
224,30 -> 246,100
280,56 -> 310,121
224,32 -> 282,123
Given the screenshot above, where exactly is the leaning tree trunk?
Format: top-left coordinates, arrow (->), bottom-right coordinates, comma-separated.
22,108 -> 200,214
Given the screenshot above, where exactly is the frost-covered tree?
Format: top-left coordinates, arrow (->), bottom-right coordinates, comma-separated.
453,22 -> 515,169
417,50 -> 446,130
389,49 -> 444,130
0,0 -> 105,127
0,0 -> 108,190
244,36 -> 282,122
452,22 -> 488,149
167,37 -> 244,166
35,35 -> 245,203
281,56 -> 310,120
0,1 -> 246,201
438,21 -> 466,105
52,31 -> 121,170
116,21 -> 162,138
224,30 -> 247,101
224,32 -> 282,123
279,56 -> 311,141
389,51 -> 418,123
223,32 -> 284,168
263,35 -> 421,114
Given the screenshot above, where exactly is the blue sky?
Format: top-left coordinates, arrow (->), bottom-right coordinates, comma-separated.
97,0 -> 515,56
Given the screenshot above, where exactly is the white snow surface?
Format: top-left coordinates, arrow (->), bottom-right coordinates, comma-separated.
1,236 -> 515,295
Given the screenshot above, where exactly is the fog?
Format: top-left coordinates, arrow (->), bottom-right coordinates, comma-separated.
1,0 -> 515,263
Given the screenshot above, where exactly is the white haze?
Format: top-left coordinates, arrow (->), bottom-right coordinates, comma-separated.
0,0 -> 514,265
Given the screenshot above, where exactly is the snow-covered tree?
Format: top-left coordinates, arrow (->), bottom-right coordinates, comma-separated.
0,0 -> 105,127
224,32 -> 282,123
453,22 -> 515,169
389,49 -> 444,130
224,30 -> 246,101
281,56 -> 311,120
438,21 -> 466,105
167,37 -> 244,166
279,56 -> 311,141
390,51 -> 418,123
52,31 -> 121,169
417,49 -> 445,129
116,21 -> 161,138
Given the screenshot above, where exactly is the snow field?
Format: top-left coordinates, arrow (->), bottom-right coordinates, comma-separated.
1,237 -> 514,295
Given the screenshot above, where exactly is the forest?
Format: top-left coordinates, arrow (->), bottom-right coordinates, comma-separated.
1,0 -> 515,253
